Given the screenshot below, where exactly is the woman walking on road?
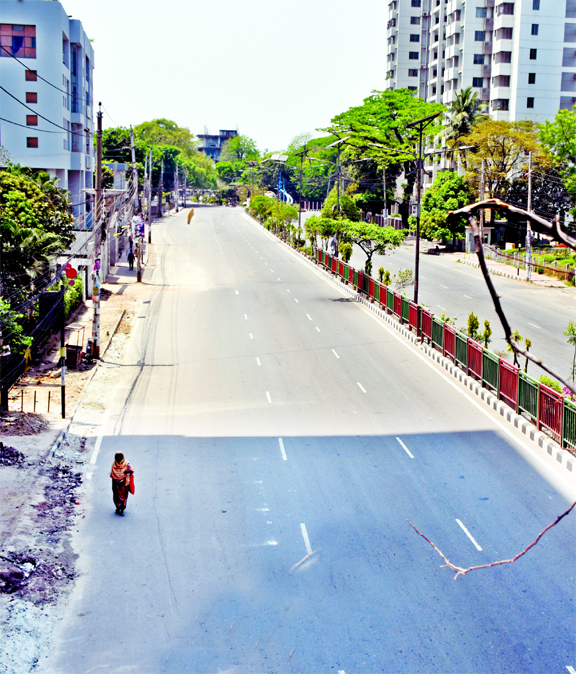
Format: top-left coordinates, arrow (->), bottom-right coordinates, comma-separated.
110,452 -> 134,516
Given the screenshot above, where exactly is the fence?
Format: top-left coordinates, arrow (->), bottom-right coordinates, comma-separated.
315,246 -> 576,452
483,244 -> 574,282
360,211 -> 405,230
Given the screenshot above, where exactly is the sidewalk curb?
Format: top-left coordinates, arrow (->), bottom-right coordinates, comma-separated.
50,308 -> 127,457
246,212 -> 574,481
459,257 -> 528,281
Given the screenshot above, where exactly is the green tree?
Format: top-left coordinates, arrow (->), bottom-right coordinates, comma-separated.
321,187 -> 361,221
134,118 -> 197,157
394,268 -> 414,294
339,220 -> 406,273
467,312 -> 480,341
323,89 -> 445,227
444,87 -> 484,146
564,320 -> 576,381
220,135 -> 259,162
539,108 -> 576,215
481,319 -> 492,348
421,171 -> 473,243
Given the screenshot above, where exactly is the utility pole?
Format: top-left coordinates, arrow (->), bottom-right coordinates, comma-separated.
0,225 -> 7,412
479,159 -> 485,247
526,151 -> 533,282
136,239 -> 142,283
130,126 -> 138,212
382,166 -> 387,224
147,149 -> 153,244
183,171 -> 187,208
158,159 -> 164,221
174,168 -> 179,213
60,289 -> 66,418
91,103 -> 103,360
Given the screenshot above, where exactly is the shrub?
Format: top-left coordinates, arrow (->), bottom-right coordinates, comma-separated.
538,375 -> 563,394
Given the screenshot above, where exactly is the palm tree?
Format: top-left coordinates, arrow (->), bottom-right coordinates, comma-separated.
444,87 -> 484,145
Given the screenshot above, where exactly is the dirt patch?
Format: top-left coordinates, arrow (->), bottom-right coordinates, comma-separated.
0,414 -> 49,437
0,445 -> 25,468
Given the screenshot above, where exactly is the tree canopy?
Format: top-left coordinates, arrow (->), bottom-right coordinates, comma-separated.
421,171 -> 472,242
539,107 -> 576,214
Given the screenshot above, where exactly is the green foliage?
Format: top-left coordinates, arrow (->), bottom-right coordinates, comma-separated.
0,165 -> 74,304
249,195 -> 276,221
444,87 -> 485,145
538,375 -> 563,394
62,276 -> 83,319
467,312 -> 480,341
0,297 -> 32,355
539,108 -> 576,214
378,267 -> 385,282
564,320 -> 576,381
421,171 -> 472,242
394,268 -> 414,294
481,319 -> 492,347
321,187 -> 361,221
339,242 -> 353,263
439,312 -> 455,326
339,220 -> 406,272
219,135 -> 259,162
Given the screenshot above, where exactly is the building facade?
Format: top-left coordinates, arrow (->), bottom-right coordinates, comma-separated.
0,0 -> 94,225
197,129 -> 238,161
386,0 -> 576,122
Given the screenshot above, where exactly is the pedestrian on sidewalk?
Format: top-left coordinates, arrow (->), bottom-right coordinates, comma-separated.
110,452 -> 134,516
127,251 -> 135,271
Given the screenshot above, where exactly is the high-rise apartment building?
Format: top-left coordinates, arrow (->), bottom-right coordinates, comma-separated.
386,0 -> 576,122
0,0 -> 94,225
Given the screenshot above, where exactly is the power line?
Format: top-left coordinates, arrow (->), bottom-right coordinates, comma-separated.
0,44 -> 91,106
0,116 -> 68,134
0,84 -> 70,132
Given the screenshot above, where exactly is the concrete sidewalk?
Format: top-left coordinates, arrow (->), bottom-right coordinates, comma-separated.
458,252 -> 571,289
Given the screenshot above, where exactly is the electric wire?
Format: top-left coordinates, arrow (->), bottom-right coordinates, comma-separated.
0,84 -> 71,132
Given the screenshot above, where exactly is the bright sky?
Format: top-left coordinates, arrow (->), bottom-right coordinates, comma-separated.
62,0 -> 386,152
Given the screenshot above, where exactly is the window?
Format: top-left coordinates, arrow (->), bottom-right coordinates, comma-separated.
432,85 -> 437,94
567,0 -> 576,18
494,75 -> 511,86
533,0 -> 540,8
494,50 -> 512,63
411,16 -> 421,24
410,34 -> 420,42
531,24 -> 539,35
472,77 -> 484,87
475,31 -> 486,41
409,51 -> 419,59
71,123 -> 82,152
25,69 -> 37,81
565,23 -> 576,42
527,97 -> 535,108
474,54 -> 485,64
411,0 -> 421,6
530,48 -> 537,59
561,72 -> 576,92
408,69 -> 418,76
408,86 -> 418,91
496,27 -> 513,40
26,114 -> 37,126
492,98 -> 509,111
497,2 -> 515,15
25,92 -> 37,103
528,72 -> 536,84
476,7 -> 487,17
0,24 -> 36,58
563,48 -> 576,67
26,137 -> 38,148
433,50 -> 438,60
62,33 -> 69,67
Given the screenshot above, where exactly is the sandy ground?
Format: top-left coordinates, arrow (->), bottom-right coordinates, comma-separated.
0,240 -> 157,673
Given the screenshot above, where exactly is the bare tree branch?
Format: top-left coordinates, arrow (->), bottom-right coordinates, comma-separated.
447,200 -> 576,396
408,501 -> 576,580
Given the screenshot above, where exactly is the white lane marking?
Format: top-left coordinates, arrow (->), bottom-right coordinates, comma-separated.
277,277 -> 281,281
463,294 -> 472,299
295,298 -> 299,303
266,391 -> 272,403
437,305 -> 446,310
244,314 -> 248,320
235,290 -> 239,295
332,349 -> 340,359
338,671 -> 346,674
287,289 -> 290,292
256,357 -> 261,366
396,437 -> 414,459
316,326 -> 321,332
357,382 -> 366,393
90,408 -> 111,465
528,322 -> 541,329
440,284 -> 448,289
566,666 -> 576,674
306,314 -> 312,320
279,438 -> 287,461
456,519 -> 483,551
249,333 -> 254,339
300,523 -> 313,555
270,269 -> 274,273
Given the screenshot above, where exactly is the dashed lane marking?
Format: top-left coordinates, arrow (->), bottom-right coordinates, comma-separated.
300,523 -> 312,555
279,438 -> 287,461
256,357 -> 261,366
306,314 -> 312,320
456,519 -> 483,551
266,391 -> 272,404
332,349 -> 340,359
396,437 -> 414,459
357,382 -> 366,393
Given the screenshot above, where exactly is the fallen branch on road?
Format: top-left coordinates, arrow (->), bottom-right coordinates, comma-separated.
408,500 -> 576,580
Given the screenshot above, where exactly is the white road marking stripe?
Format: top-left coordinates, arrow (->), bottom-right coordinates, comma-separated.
528,322 -> 541,329
270,269 -> 274,272
316,327 -> 321,332
566,666 -> 576,674
244,314 -> 248,320
295,298 -> 299,303
277,277 -> 281,281
357,382 -> 366,393
266,391 -> 272,403
90,408 -> 110,465
332,349 -> 340,359
235,290 -> 239,295
306,314 -> 312,320
249,333 -> 254,339
300,523 -> 312,555
279,438 -> 287,461
396,437 -> 414,459
456,519 -> 483,551
256,357 -> 261,366
463,294 -> 472,299
440,284 -> 448,289
437,305 -> 446,310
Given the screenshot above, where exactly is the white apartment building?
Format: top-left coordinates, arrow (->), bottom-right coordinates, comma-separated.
386,0 -> 576,122
0,0 -> 94,225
